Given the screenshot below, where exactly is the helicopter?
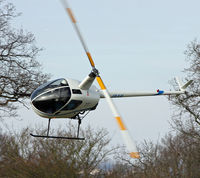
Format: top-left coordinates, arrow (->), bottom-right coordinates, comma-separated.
30,0 -> 193,159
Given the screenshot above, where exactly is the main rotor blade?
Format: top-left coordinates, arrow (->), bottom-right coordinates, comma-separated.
96,76 -> 140,158
60,0 -> 95,68
60,0 -> 140,158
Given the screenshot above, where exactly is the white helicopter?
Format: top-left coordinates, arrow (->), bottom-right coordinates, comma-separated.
30,0 -> 192,159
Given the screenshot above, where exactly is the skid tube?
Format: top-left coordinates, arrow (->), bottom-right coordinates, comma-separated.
30,133 -> 85,140
30,116 -> 85,140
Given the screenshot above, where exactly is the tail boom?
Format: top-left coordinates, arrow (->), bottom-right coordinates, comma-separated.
100,78 -> 193,98
100,90 -> 185,98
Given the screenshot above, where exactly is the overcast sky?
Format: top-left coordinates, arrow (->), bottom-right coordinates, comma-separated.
5,0 -> 200,148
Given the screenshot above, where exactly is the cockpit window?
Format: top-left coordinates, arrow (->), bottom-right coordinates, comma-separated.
31,78 -> 68,100
32,87 -> 71,114
48,78 -> 68,88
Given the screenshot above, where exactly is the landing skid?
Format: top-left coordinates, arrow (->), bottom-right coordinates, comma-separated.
30,115 -> 85,140
30,133 -> 84,140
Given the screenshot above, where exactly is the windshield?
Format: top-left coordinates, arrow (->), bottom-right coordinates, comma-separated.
31,78 -> 68,100
32,87 -> 71,114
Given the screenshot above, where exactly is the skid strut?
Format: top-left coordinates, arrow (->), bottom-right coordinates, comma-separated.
77,117 -> 82,138
30,116 -> 85,140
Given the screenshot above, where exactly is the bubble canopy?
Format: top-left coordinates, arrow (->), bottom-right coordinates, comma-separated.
31,78 -> 71,114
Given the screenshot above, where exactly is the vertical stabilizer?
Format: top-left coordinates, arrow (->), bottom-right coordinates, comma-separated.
175,77 -> 193,91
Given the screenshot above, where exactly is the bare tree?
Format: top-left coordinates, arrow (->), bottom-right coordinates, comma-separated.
113,127 -> 200,178
0,0 -> 50,118
169,40 -> 200,125
0,124 -> 115,178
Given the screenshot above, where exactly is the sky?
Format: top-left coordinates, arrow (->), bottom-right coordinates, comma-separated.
4,0 -> 200,148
